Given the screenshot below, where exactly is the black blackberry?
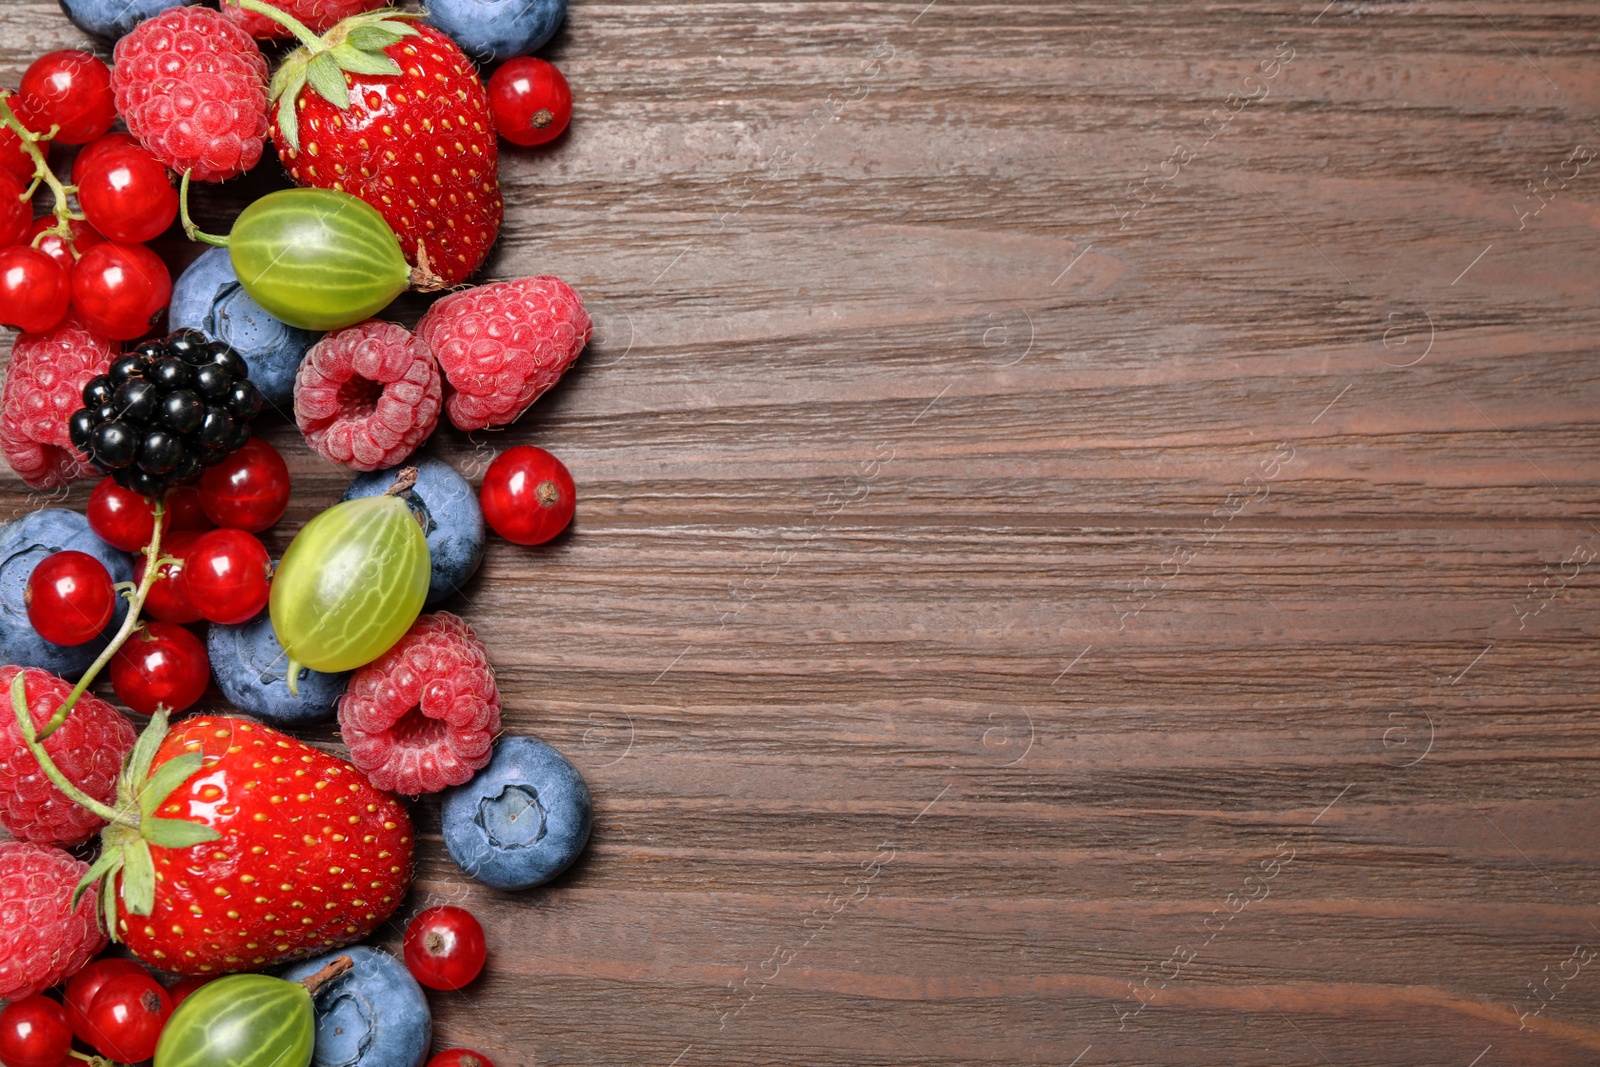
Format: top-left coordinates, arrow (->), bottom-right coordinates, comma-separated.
69,329 -> 264,497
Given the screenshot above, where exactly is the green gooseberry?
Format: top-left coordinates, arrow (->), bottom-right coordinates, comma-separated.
152,970 -> 316,1067
270,480 -> 430,691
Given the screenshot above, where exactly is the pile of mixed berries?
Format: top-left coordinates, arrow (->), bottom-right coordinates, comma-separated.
0,0 -> 596,1063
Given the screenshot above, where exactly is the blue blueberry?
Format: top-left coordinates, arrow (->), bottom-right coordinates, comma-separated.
423,0 -> 568,64
207,610 -> 349,727
169,247 -> 320,412
342,457 -> 484,605
442,736 -> 592,891
281,946 -> 431,1067
0,509 -> 132,678
57,0 -> 196,40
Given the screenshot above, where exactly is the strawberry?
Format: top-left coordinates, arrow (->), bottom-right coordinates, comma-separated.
7,675 -> 419,975
232,0 -> 502,286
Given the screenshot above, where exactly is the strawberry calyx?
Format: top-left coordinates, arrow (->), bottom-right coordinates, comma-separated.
9,678 -> 222,934
226,0 -> 423,155
77,708 -> 223,934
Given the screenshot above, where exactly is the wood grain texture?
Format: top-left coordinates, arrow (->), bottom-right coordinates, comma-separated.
4,1 -> 1600,1064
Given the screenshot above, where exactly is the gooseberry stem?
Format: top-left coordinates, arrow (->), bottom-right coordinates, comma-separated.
179,170 -> 229,247
0,91 -> 85,257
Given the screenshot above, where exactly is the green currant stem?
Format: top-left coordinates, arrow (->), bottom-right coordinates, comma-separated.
37,500 -> 169,740
11,673 -> 135,829
0,91 -> 85,255
226,0 -> 325,50
179,170 -> 230,247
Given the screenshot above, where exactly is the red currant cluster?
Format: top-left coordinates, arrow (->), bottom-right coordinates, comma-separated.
2,51 -> 174,339
26,437 -> 575,717
27,439 -> 285,716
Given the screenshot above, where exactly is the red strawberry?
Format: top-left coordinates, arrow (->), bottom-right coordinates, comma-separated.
111,7 -> 271,183
72,712 -> 414,975
245,2 -> 502,286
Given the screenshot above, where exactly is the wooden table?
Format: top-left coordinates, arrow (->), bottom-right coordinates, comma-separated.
5,2 -> 1600,1064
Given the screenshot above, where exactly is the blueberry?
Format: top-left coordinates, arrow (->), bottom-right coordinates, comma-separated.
168,247 -> 319,411
280,946 -> 431,1067
0,509 -> 132,677
57,0 -> 196,40
422,0 -> 567,64
342,457 -> 485,605
207,610 -> 350,727
442,736 -> 592,891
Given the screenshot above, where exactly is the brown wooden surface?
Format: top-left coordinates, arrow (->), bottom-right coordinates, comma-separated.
5,1 -> 1600,1064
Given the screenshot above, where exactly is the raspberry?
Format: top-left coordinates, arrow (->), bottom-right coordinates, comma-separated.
339,612 -> 501,795
223,0 -> 388,40
0,667 -> 137,847
415,277 -> 591,431
0,841 -> 108,1001
1,315 -> 117,491
295,320 -> 442,472
111,7 -> 270,183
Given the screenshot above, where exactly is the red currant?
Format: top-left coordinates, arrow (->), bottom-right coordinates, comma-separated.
404,905 -> 488,990
70,241 -> 172,341
0,171 -> 29,249
25,549 -> 115,646
167,487 -> 212,530
480,446 -> 576,546
88,476 -> 164,550
26,216 -> 106,270
0,995 -> 71,1067
110,619 -> 210,715
20,51 -> 116,145
428,1051 -> 497,1067
182,528 -> 271,625
0,95 -> 50,186
71,131 -> 139,182
85,972 -> 172,1063
76,145 -> 177,245
63,958 -> 149,1046
0,245 -> 70,334
487,58 -> 572,147
199,438 -> 291,532
165,976 -> 212,1006
137,530 -> 204,624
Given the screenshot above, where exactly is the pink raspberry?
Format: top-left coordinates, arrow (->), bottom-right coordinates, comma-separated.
0,666 -> 138,847
223,0 -> 388,39
295,320 -> 442,471
112,7 -> 270,183
0,840 -> 108,1000
339,612 -> 501,795
1,315 -> 116,491
415,276 -> 592,431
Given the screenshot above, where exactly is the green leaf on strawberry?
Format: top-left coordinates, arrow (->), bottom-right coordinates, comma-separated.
236,0 -> 422,155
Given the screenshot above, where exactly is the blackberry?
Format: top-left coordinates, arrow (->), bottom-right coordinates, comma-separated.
68,329 -> 265,498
